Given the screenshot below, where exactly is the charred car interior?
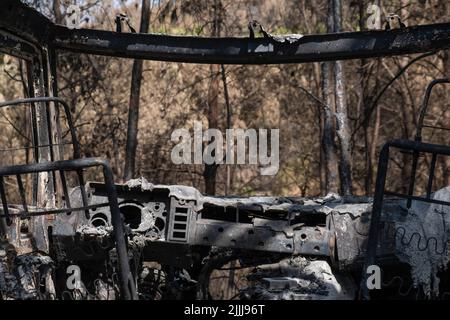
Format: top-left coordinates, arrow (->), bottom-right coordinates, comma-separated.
1,0 -> 450,301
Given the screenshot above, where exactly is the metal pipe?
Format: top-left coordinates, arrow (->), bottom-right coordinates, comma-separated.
426,153 -> 437,199
52,23 -> 450,65
415,78 -> 450,142
2,1 -> 450,65
102,162 -> 138,300
360,142 -> 390,300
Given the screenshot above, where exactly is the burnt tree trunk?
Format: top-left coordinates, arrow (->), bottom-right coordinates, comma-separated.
357,0 -> 376,195
203,0 -> 222,195
221,64 -> 232,195
321,62 -> 339,194
204,64 -> 220,195
441,50 -> 450,185
52,0 -> 63,24
321,0 -> 339,195
333,0 -> 353,195
124,0 -> 151,181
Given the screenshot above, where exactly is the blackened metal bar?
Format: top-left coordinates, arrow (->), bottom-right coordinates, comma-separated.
406,151 -> 419,209
0,215 -> 6,238
0,1 -> 447,62
25,63 -> 40,163
388,139 -> 450,156
360,143 -> 390,300
426,153 -> 437,199
0,141 -> 73,153
0,202 -> 110,219
0,157 -> 110,175
49,48 -> 66,166
384,191 -> 450,207
415,78 -> 450,141
26,61 -> 39,207
102,162 -> 138,300
41,50 -> 55,165
76,169 -> 90,219
44,99 -> 57,190
59,169 -> 71,211
51,23 -> 450,64
16,174 -> 28,212
0,28 -> 38,61
0,177 -> 12,226
422,124 -> 450,132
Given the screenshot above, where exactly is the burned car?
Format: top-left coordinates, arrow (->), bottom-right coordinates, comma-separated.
1,0 -> 450,300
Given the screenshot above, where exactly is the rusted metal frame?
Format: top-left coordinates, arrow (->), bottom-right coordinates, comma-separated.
361,139 -> 450,299
0,157 -> 137,300
0,27 -> 55,235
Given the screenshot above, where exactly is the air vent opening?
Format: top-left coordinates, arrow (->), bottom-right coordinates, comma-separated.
91,212 -> 108,228
120,204 -> 142,229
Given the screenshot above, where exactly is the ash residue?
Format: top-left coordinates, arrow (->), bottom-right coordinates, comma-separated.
77,225 -> 113,236
394,187 -> 450,297
241,256 -> 355,300
0,249 -> 55,300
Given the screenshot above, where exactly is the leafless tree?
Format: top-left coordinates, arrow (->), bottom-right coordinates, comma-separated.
124,0 -> 151,181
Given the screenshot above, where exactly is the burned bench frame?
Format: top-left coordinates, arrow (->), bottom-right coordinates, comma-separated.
361,78 -> 450,299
